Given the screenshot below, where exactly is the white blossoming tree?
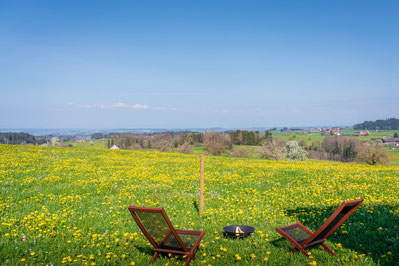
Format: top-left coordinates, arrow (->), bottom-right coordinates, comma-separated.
286,140 -> 308,161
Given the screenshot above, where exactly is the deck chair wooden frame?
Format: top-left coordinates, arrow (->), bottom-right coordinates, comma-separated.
276,198 -> 363,256
128,206 -> 205,266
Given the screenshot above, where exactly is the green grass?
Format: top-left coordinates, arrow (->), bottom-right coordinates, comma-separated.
60,140 -> 107,149
338,129 -> 397,141
230,145 -> 260,158
192,146 -> 206,154
1,144 -> 398,265
66,136 -> 399,166
389,149 -> 399,166
270,129 -> 399,142
276,135 -> 324,144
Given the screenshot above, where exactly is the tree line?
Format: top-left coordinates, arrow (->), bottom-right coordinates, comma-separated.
1,130 -> 391,165
354,118 -> 399,130
102,130 -> 272,151
106,131 -> 391,165
0,132 -> 79,146
307,136 -> 391,165
0,132 -> 44,145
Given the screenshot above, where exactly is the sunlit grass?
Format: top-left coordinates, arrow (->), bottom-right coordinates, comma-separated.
390,149 -> 399,165
60,140 -> 107,149
1,144 -> 398,265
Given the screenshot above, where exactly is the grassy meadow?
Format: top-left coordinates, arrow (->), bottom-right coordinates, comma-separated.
260,130 -> 399,166
1,144 -> 398,265
61,140 -> 107,149
62,129 -> 399,166
270,129 -> 399,143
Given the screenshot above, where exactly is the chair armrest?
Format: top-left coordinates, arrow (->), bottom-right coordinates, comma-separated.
277,222 -> 301,230
176,229 -> 204,235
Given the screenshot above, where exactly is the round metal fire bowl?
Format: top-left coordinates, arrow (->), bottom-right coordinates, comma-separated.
223,225 -> 255,238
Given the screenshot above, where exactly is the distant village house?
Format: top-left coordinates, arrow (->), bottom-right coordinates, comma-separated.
356,130 -> 369,136
381,138 -> 399,144
381,138 -> 399,150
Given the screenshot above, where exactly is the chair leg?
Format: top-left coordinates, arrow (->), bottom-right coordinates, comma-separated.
290,247 -> 298,253
184,255 -> 194,266
149,252 -> 159,264
321,243 -> 336,256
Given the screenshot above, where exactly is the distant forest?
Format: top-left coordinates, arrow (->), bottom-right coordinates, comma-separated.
0,132 -> 38,145
354,118 -> 399,130
94,129 -> 271,150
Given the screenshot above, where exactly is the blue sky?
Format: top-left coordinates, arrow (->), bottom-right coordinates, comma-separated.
0,0 -> 398,129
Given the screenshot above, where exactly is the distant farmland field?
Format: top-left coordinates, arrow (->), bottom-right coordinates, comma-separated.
1,144 -> 398,265
61,140 -> 107,149
390,149 -> 399,165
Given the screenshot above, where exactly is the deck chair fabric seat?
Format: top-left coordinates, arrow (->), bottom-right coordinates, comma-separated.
279,224 -> 311,244
276,198 -> 363,257
160,231 -> 200,251
128,206 -> 205,265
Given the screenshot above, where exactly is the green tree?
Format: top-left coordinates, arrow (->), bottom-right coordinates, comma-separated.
106,138 -> 114,149
264,131 -> 272,142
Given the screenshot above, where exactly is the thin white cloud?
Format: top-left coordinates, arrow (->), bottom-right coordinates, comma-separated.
114,102 -> 128,108
68,102 -> 170,111
111,102 -> 149,109
66,102 -> 97,109
79,104 -> 97,109
131,104 -> 149,109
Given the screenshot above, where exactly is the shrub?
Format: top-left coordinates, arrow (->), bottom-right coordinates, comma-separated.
177,142 -> 193,154
49,137 -> 59,147
153,140 -> 171,152
258,137 -> 286,160
127,143 -> 143,150
308,150 -> 328,160
356,141 -> 391,165
230,147 -> 252,158
204,131 -> 226,155
310,140 -> 321,151
286,140 -> 308,161
114,134 -> 138,149
299,139 -> 307,148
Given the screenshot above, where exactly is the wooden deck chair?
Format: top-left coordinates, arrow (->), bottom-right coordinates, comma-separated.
128,206 -> 205,265
275,198 -> 363,256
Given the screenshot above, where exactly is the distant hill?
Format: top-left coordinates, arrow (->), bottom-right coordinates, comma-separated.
0,132 -> 37,144
354,118 -> 399,130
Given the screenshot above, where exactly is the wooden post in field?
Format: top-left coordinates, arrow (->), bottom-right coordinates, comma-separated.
199,154 -> 205,216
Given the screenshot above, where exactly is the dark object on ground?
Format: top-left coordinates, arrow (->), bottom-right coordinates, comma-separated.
128,206 -> 205,265
223,225 -> 255,238
275,198 -> 363,257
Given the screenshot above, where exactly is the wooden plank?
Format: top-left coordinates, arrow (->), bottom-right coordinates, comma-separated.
199,154 -> 205,216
